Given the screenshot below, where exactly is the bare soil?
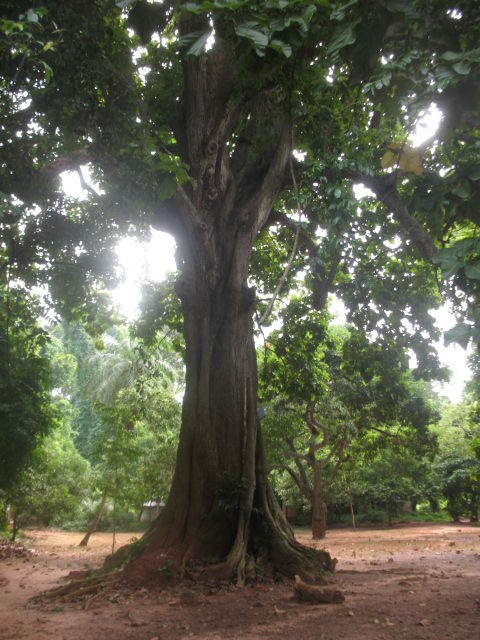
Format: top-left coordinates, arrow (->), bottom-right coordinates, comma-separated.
1,523 -> 479,639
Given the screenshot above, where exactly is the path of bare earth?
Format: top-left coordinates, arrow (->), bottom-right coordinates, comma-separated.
0,523 -> 479,640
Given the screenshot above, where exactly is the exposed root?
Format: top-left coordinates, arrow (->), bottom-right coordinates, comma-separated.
29,569 -> 123,606
293,575 -> 345,604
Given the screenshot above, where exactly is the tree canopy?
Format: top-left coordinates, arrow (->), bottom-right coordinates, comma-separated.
2,0 -> 480,585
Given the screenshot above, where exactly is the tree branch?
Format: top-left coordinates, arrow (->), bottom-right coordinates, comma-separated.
268,209 -> 341,311
286,437 -> 311,490
273,463 -> 312,501
77,167 -> 99,198
247,120 -> 292,237
258,150 -> 301,325
322,434 -> 347,482
358,174 -> 437,262
304,402 -> 328,449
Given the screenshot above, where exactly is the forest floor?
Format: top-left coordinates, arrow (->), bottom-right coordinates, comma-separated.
0,522 -> 479,639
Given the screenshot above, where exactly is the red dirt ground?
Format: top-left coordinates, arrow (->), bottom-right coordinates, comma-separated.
1,523 -> 479,639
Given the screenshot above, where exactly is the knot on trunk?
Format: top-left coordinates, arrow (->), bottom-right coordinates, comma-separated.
204,165 -> 215,178
206,139 -> 218,156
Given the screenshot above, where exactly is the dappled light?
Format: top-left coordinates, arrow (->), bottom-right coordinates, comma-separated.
1,1 -> 480,638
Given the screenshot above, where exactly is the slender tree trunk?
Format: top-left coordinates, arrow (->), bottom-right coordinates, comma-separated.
312,466 -> 327,539
79,490 -> 107,547
347,477 -> 356,530
312,500 -> 327,540
112,469 -> 118,555
11,515 -> 19,543
386,500 -> 393,527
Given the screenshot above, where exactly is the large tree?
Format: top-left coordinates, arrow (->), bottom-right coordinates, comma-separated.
2,0 -> 480,584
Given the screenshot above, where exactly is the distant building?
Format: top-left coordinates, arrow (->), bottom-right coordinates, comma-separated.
140,500 -> 165,522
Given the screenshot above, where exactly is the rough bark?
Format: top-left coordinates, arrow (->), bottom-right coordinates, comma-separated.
311,459 -> 327,539
102,28 -> 335,586
312,499 -> 327,540
114,229 -> 335,585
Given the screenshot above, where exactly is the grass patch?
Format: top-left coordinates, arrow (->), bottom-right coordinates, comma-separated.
397,509 -> 451,524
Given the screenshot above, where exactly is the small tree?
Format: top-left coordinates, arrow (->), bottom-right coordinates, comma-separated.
264,400 -> 352,539
8,416 -> 90,539
76,327 -> 182,545
0,233 -> 56,489
436,455 -> 480,522
354,446 -> 432,526
261,304 -> 438,537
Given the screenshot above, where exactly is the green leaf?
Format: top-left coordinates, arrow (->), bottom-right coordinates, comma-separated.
441,51 -> 463,61
158,176 -> 177,200
270,39 -> 292,58
302,5 -> 317,27
264,0 -> 290,8
451,181 -> 470,200
444,323 -> 471,348
331,0 -> 358,21
178,30 -> 211,55
328,22 -> 358,56
435,66 -> 455,83
452,61 -> 471,75
384,0 -> 419,18
235,22 -> 269,50
214,0 -> 246,8
39,60 -> 53,83
186,31 -> 211,56
432,250 -> 463,279
469,167 -> 480,181
26,9 -> 40,23
465,262 -> 480,280
181,2 -> 205,14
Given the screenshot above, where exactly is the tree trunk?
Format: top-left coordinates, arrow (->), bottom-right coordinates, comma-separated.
312,500 -> 327,540
79,490 -> 107,547
347,478 -> 356,530
11,515 -> 19,543
102,32 -> 335,584
386,500 -> 393,527
312,466 -> 327,539
110,231 -> 335,585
